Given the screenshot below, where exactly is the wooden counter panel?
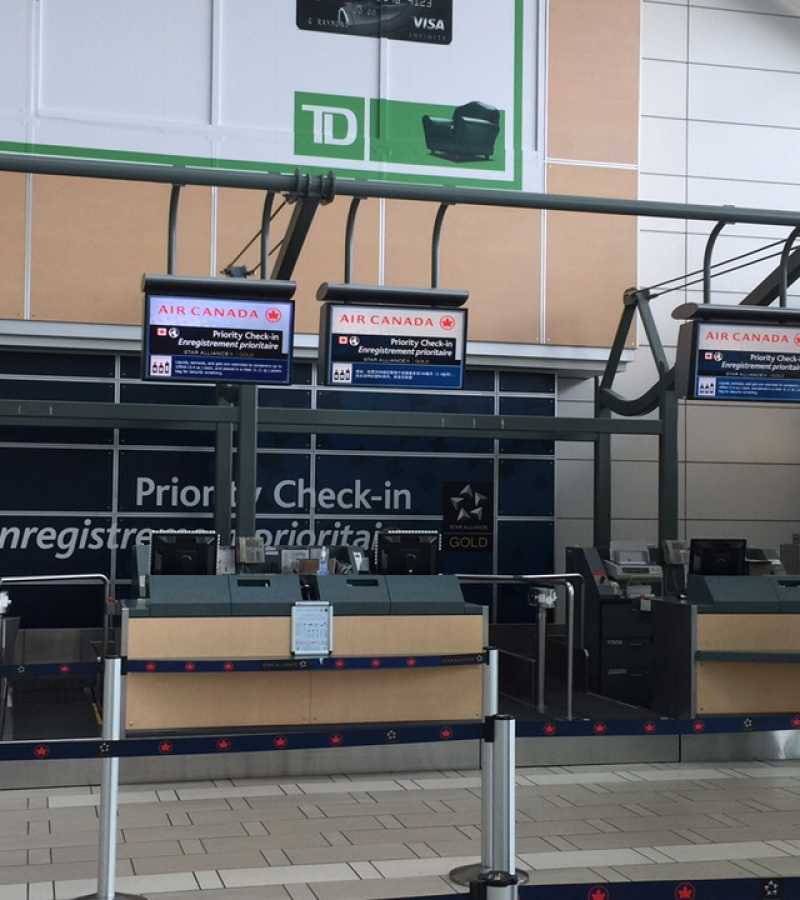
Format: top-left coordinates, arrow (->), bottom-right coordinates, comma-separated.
309,668 -> 483,724
697,614 -> 800,653
128,615 -> 484,660
128,618 -> 291,659
332,616 -> 483,656
697,662 -> 800,714
125,672 -> 311,730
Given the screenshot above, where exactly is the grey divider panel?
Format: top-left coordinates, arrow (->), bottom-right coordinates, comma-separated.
229,574 -> 303,616
385,574 -> 471,615
146,575 -> 231,617
315,575 -> 390,615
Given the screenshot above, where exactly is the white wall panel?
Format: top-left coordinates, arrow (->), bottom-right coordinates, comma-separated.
557,460 -> 593,518
684,520 -> 800,548
686,462 -> 800,520
690,65 -> 800,130
689,120 -> 800,184
642,2 -> 688,61
641,116 -> 686,175
690,0 -> 800,17
611,461 -> 659,520
639,173 -> 687,233
686,403 -> 800,464
39,0 -> 212,124
641,60 -> 688,119
690,6 -> 800,72
0,1 -> 31,118
687,177 -> 800,239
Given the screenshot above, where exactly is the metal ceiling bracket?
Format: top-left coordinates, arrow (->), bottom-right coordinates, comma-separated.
779,225 -> 800,308
344,197 -> 362,284
431,203 -> 451,289
167,184 -> 182,275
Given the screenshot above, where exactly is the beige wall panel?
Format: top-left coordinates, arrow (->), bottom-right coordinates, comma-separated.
310,668 -> 483,724
685,462 -> 800,521
698,614 -> 800,653
128,618 -> 291,659
0,173 -> 26,320
545,165 -> 637,347
30,177 -> 211,324
697,662 -> 800,714
384,200 -> 540,344
548,0 -> 640,164
332,615 -> 483,656
217,191 -> 380,334
126,672 -> 310,730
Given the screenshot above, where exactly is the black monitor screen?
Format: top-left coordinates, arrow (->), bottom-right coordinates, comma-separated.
151,532 -> 217,576
689,538 -> 747,576
375,530 -> 440,575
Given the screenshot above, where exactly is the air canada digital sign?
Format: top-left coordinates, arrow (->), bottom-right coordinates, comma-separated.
680,321 -> 800,403
143,294 -> 295,385
319,303 -> 467,389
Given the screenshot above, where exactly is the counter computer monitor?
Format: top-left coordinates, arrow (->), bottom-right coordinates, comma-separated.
151,531 -> 218,576
689,538 -> 747,576
375,530 -> 440,575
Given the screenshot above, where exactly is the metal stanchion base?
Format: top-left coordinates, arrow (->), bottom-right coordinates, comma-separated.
449,864 -> 529,887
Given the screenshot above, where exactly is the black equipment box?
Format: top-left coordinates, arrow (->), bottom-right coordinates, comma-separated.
146,575 -> 231,617
315,575 -> 391,615
385,575 -> 466,615
229,575 -> 304,616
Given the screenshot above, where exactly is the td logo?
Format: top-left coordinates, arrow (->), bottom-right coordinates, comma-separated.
295,92 -> 365,161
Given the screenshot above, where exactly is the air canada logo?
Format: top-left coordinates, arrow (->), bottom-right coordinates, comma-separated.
440,315 -> 457,331
267,308 -> 282,323
443,482 -> 493,553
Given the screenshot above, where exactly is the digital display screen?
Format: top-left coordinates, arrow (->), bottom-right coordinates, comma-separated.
687,321 -> 800,403
320,303 -> 467,389
297,0 -> 453,45
143,294 -> 295,385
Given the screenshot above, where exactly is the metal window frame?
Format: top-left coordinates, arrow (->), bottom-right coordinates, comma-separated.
2,154 -> 800,548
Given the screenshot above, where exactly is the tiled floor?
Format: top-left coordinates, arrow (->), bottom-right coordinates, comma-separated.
2,761 -> 800,898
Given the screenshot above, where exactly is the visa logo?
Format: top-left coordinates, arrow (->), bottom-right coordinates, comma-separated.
414,17 -> 446,31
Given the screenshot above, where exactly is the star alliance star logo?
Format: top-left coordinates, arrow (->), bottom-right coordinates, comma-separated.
449,484 -> 489,524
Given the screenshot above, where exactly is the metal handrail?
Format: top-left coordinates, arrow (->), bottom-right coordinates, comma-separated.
456,573 -> 582,721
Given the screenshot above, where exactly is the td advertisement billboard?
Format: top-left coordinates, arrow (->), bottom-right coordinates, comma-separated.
1,0 -> 536,190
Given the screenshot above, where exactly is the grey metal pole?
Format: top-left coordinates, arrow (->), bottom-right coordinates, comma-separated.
491,716 -> 516,877
450,648 -> 501,888
236,383 -> 259,538
8,152 -> 800,227
97,657 -> 121,900
79,657 -> 143,900
537,603 -> 547,715
482,649 -> 499,872
566,582 -> 575,722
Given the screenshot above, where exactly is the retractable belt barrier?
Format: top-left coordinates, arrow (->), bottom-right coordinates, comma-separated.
407,876 -> 793,899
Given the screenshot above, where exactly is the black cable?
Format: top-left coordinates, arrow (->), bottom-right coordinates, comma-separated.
221,200 -> 287,273
649,250 -> 785,300
248,237 -> 286,277
645,238 -> 787,292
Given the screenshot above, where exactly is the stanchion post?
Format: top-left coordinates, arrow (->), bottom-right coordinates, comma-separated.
451,647 -> 502,888
491,717 -> 515,876
79,656 -> 144,900
482,648 -> 498,872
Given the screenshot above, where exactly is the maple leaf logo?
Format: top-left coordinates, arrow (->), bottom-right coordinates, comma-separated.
267,308 -> 282,323
675,883 -> 695,900
440,315 -> 456,330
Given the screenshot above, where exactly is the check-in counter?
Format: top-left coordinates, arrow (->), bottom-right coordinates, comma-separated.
654,575 -> 800,717
124,574 -> 485,732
